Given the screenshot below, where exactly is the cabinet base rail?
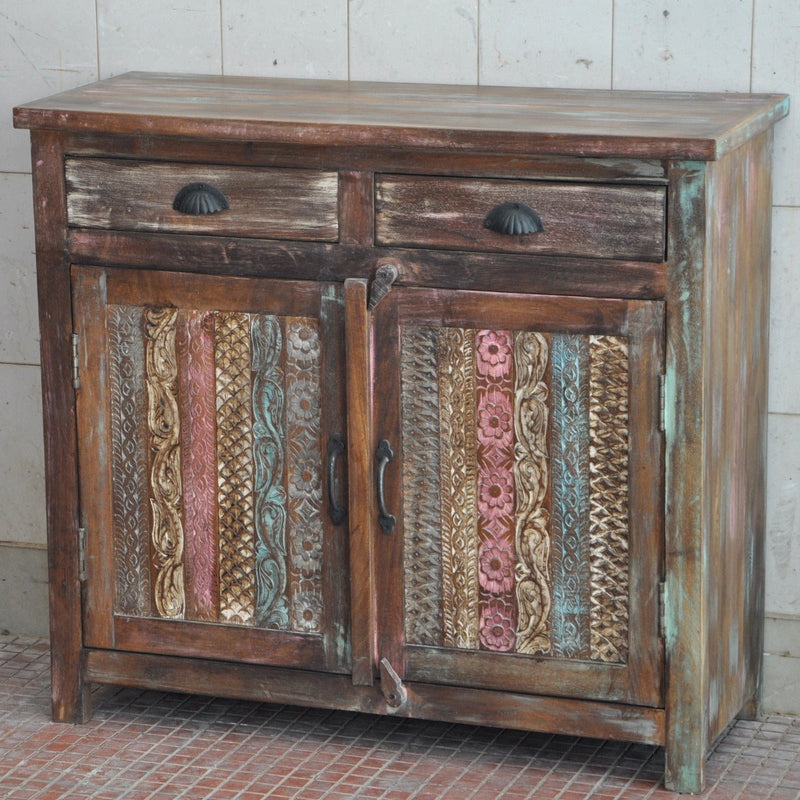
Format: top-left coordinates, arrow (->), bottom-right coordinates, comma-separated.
82,648 -> 665,746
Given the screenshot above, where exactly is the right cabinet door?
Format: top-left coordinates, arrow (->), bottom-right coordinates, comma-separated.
370,285 -> 665,707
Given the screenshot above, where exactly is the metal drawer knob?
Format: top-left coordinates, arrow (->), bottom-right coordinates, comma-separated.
172,182 -> 230,215
484,201 -> 544,235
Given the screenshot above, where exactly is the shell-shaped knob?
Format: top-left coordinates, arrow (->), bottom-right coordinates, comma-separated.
484,202 -> 544,236
172,182 -> 230,215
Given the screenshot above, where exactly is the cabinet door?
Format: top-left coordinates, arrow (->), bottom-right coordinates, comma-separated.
73,266 -> 349,673
368,285 -> 664,706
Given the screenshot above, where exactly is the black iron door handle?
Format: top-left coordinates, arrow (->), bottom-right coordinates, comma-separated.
375,439 -> 396,534
326,434 -> 347,525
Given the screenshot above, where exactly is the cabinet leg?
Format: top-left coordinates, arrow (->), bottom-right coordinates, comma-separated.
50,648 -> 91,723
664,737 -> 705,795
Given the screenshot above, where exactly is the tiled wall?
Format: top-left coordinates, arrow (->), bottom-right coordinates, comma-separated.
1,1 -> 799,710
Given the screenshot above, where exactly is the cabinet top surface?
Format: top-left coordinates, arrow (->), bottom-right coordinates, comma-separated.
13,71 -> 788,160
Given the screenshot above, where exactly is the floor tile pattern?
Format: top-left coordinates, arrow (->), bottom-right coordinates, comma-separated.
1,635 -> 799,799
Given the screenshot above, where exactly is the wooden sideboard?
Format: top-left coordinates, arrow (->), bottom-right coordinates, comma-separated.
14,73 -> 788,793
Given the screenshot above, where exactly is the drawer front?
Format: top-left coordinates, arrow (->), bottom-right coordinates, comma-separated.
66,158 -> 339,241
375,175 -> 666,261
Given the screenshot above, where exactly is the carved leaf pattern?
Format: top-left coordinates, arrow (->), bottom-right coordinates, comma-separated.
250,314 -> 288,629
513,331 -> 552,655
144,306 -> 185,619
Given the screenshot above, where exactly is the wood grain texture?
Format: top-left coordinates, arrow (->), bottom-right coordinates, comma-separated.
14,72 -> 787,160
66,158 -> 338,241
20,75 -> 784,796
344,279 -> 376,685
378,288 -> 664,707
66,227 -> 669,300
32,132 -> 89,723
701,133 -> 773,742
376,175 -> 666,261
72,268 -> 117,649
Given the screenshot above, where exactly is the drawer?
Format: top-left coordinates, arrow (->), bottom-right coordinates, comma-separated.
66,158 -> 339,241
375,175 -> 666,261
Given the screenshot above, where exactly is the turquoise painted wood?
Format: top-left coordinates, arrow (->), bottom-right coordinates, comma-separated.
14,73 -> 788,795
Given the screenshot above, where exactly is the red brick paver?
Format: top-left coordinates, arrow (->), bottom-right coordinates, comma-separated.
1,634 -> 798,799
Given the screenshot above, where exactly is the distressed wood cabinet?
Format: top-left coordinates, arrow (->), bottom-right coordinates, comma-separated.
14,73 -> 788,793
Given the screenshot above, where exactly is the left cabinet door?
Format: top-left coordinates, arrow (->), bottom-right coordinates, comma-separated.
72,266 -> 350,673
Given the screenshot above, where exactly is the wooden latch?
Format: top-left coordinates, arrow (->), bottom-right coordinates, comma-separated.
379,657 -> 408,708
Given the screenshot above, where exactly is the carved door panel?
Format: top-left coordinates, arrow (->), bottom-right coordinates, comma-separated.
369,285 -> 664,706
73,266 -> 349,673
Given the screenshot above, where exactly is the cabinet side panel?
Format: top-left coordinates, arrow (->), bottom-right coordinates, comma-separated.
704,131 -> 772,741
664,161 -> 709,794
31,132 -> 89,722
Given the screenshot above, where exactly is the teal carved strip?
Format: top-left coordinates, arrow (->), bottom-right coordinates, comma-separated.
251,314 -> 289,629
549,333 -> 591,659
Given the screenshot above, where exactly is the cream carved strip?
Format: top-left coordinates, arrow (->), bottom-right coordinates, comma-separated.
513,331 -> 552,655
588,335 -> 630,664
144,306 -> 185,619
400,326 -> 443,646
215,311 -> 256,625
439,327 -> 480,650
108,304 -> 151,617
285,318 -> 324,633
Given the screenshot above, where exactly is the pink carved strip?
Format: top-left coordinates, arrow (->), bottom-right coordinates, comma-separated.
177,310 -> 219,622
475,329 -> 517,652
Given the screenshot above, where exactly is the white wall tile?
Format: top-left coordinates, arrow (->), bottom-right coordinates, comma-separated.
0,544 -> 49,638
0,364 -> 45,546
349,0 -> 478,84
612,0 -> 752,91
766,414 -> 800,617
769,207 -> 800,415
752,0 -> 800,206
479,0 -> 612,88
0,174 -> 39,365
97,0 -> 221,79
223,1 -> 348,79
0,0 -> 97,173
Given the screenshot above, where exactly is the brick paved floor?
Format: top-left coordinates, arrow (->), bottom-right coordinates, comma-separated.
1,634 -> 799,799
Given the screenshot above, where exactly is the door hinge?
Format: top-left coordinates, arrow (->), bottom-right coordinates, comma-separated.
658,580 -> 667,639
77,526 -> 87,582
71,333 -> 81,390
658,372 -> 666,432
